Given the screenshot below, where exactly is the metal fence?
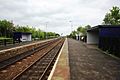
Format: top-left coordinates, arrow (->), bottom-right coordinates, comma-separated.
0,39 -> 20,46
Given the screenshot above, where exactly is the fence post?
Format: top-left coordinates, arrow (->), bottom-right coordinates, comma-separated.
4,39 -> 6,46
13,39 -> 15,44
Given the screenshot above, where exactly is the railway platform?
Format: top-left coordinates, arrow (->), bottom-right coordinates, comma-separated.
49,38 -> 70,80
50,38 -> 120,80
0,39 -> 54,51
67,38 -> 120,80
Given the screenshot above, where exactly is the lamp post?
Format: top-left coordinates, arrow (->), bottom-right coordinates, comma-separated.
69,20 -> 73,33
45,22 -> 48,39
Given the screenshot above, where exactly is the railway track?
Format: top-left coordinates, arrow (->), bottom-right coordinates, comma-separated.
0,39 -> 58,70
13,38 -> 64,80
0,38 -> 65,80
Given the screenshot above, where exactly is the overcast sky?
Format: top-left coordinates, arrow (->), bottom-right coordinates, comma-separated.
0,0 -> 120,35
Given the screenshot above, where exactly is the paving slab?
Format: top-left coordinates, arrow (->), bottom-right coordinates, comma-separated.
68,38 -> 120,80
49,38 -> 70,80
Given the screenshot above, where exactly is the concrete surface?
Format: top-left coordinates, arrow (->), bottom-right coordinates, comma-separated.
50,38 -> 70,80
68,38 -> 120,80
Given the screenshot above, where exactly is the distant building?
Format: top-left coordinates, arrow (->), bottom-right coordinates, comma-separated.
76,33 -> 82,40
13,32 -> 32,42
76,32 -> 87,42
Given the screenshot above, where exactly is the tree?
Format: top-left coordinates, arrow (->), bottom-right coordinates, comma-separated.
77,26 -> 86,35
0,19 -> 60,40
0,20 -> 14,37
69,30 -> 77,39
55,33 -> 60,37
15,25 -> 31,32
103,6 -> 120,25
69,25 -> 91,39
46,32 -> 59,38
85,25 -> 91,30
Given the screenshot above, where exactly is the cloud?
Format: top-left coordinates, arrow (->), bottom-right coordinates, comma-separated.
0,0 -> 120,35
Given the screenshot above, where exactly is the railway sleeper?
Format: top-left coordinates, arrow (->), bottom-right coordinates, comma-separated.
12,38 -> 65,80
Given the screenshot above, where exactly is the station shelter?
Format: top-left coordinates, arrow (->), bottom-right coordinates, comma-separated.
13,32 -> 32,42
87,25 -> 120,57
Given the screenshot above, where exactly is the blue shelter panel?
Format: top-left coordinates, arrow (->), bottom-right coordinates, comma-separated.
98,26 -> 120,57
13,32 -> 22,39
99,27 -> 120,37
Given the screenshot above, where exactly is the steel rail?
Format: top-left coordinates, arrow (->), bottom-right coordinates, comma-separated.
12,38 -> 64,80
